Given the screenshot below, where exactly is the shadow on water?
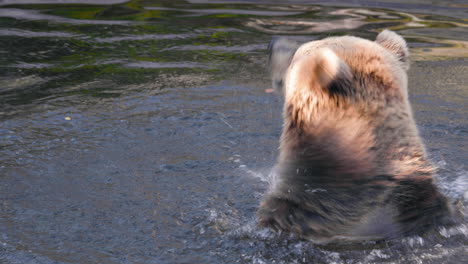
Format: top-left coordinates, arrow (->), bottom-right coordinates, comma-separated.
0,0 -> 466,263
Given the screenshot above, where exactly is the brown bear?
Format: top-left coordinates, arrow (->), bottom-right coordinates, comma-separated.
258,30 -> 454,243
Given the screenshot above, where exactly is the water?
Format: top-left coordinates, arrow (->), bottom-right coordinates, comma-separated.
0,0 -> 466,263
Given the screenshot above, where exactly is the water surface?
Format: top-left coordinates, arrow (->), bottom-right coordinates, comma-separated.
0,1 -> 467,263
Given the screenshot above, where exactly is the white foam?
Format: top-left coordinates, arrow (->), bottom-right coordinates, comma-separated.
439,223 -> 468,238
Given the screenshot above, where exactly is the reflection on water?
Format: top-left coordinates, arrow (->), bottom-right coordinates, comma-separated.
246,8 -> 387,34
0,0 -> 467,263
0,8 -> 136,24
146,6 -> 305,16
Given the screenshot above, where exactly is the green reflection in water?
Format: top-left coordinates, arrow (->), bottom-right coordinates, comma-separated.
0,0 -> 466,106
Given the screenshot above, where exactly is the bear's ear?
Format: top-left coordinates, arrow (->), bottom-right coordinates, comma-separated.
375,30 -> 410,70
313,48 -> 351,89
314,48 -> 353,96
287,48 -> 353,97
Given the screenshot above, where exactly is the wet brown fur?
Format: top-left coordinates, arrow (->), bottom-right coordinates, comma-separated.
258,31 -> 453,243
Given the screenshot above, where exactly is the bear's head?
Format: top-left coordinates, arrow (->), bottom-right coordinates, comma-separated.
270,30 -> 410,103
275,30 -> 413,175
